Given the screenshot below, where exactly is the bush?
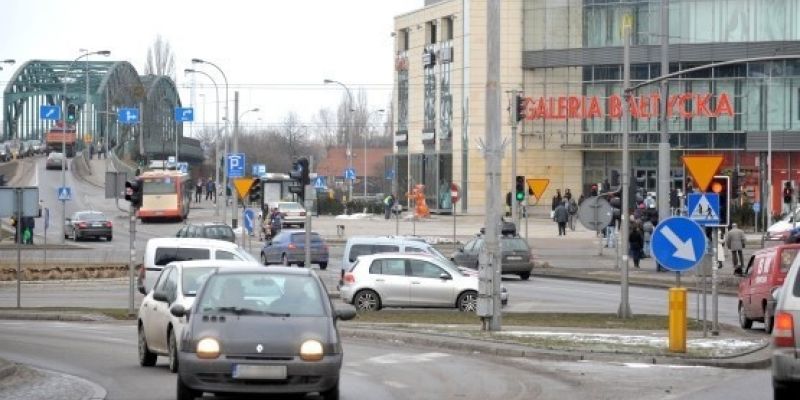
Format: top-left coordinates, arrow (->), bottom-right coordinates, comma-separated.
731,201 -> 755,228
346,199 -> 384,215
316,196 -> 345,215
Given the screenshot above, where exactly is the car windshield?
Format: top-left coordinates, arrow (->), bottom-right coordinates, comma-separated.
501,238 -> 530,251
279,203 -> 302,210
77,213 -> 106,221
182,267 -> 216,296
429,257 -> 464,277
197,273 -> 325,317
233,247 -> 257,262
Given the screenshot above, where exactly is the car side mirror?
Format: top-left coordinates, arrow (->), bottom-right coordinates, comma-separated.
170,303 -> 188,318
439,273 -> 452,280
138,286 -> 147,295
335,305 -> 357,321
153,291 -> 168,303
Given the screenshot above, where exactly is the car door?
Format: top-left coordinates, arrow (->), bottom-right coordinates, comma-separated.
150,267 -> 178,353
408,259 -> 456,307
143,267 -> 173,353
744,256 -> 763,317
368,258 -> 411,306
453,239 -> 476,267
266,233 -> 285,263
462,239 -> 484,268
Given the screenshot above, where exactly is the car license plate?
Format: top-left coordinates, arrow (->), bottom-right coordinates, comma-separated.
92,223 -> 103,227
507,256 -> 522,260
232,364 -> 287,380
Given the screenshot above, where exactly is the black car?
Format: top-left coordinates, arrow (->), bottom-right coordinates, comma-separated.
451,235 -> 534,280
64,211 -> 112,241
176,223 -> 235,243
170,267 -> 356,400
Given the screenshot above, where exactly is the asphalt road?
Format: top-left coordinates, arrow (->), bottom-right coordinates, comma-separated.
0,320 -> 771,400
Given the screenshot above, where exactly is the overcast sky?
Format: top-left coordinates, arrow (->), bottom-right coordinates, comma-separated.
0,0 -> 422,132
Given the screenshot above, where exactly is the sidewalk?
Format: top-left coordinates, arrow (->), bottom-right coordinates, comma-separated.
0,356 -> 106,400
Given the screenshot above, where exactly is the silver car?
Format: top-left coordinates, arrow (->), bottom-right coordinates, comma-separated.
276,201 -> 306,227
772,258 -> 800,398
339,253 -> 481,312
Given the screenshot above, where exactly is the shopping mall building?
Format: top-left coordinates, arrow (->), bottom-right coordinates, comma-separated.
390,0 -> 800,217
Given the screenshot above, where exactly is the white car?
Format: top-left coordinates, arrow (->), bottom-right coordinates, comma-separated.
137,260 -> 263,373
766,209 -> 800,242
276,201 -> 306,227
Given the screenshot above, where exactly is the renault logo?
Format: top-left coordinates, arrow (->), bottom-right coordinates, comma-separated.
256,344 -> 263,353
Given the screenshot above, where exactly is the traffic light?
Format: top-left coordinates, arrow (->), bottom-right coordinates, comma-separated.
248,178 -> 262,206
710,175 -> 730,227
288,157 -> 310,203
66,104 -> 77,124
515,95 -> 526,122
124,179 -> 142,208
515,175 -> 526,202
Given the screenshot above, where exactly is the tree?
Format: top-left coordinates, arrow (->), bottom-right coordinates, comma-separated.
311,108 -> 337,149
144,35 -> 176,80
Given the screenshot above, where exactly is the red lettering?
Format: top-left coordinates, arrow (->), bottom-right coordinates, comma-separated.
547,97 -> 556,119
522,97 -> 533,120
587,97 -> 602,118
626,95 -> 640,118
678,93 -> 693,118
696,94 -> 713,117
650,93 -> 661,117
715,92 -> 734,117
567,96 -> 581,119
556,97 -> 567,119
609,95 -> 622,119
532,97 -> 546,119
667,94 -> 681,117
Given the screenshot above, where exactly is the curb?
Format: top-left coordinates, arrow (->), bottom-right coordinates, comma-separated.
0,359 -> 17,380
0,312 -> 114,322
534,269 -> 739,296
28,365 -> 107,400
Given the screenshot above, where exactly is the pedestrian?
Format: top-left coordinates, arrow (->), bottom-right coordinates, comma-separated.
195,178 -> 203,203
642,218 -> 654,257
564,188 -> 572,201
206,178 -> 215,202
88,143 -> 94,159
101,141 -> 107,159
726,223 -> 746,275
383,193 -> 395,219
566,196 -> 578,231
551,189 -> 562,219
629,224 -> 644,268
23,216 -> 34,245
554,200 -> 569,236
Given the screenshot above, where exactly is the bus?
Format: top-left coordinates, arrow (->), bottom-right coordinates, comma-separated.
137,170 -> 192,222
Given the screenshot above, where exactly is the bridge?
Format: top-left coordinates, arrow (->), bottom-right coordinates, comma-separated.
2,59 -> 203,164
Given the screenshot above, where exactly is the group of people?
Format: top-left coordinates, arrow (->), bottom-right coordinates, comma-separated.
87,142 -> 106,160
551,189 -> 578,236
194,178 -> 217,203
9,216 -> 35,245
259,207 -> 284,241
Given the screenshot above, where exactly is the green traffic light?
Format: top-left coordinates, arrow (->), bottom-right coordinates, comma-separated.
515,191 -> 525,202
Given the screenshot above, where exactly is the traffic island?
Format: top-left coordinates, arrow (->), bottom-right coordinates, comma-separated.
0,262 -> 129,281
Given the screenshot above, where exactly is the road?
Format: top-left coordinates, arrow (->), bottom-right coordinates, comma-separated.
0,320 -> 771,400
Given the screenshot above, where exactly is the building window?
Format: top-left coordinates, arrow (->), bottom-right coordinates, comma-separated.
443,16 -> 454,41
440,60 -> 452,141
424,63 -> 437,134
398,69 -> 409,134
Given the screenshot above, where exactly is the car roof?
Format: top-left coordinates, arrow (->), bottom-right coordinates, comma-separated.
345,236 -> 432,246
185,222 -> 232,228
146,237 -> 241,249
753,243 -> 800,256
357,252 -> 440,262
167,260 -> 262,269
213,266 -> 313,277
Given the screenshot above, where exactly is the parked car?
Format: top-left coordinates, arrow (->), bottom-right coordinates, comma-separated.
138,238 -> 258,294
29,140 -> 45,154
340,236 -> 450,285
276,201 -> 306,227
45,152 -> 67,170
766,209 -> 800,243
171,267 -> 356,400
176,222 -> 235,243
0,142 -> 11,162
452,235 -> 534,280
137,260 -> 263,373
64,211 -> 112,241
340,252 -> 485,312
261,230 -> 329,269
738,244 -> 800,333
771,254 -> 800,398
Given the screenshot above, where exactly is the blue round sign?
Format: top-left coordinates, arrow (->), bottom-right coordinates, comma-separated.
650,216 -> 707,272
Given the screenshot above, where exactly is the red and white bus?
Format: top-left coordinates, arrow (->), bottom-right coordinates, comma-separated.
137,170 -> 191,222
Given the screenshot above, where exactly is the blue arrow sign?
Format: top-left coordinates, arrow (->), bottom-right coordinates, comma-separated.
57,186 -> 72,201
39,105 -> 61,121
227,153 -> 246,178
650,217 -> 706,272
243,208 -> 255,234
252,164 -> 266,177
687,193 -> 721,226
174,107 -> 194,122
118,108 -> 140,124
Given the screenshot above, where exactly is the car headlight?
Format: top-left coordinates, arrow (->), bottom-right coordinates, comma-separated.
196,337 -> 221,359
300,340 -> 324,361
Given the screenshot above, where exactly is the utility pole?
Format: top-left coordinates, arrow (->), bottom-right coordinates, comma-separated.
478,0 -> 502,331
658,0 -> 672,287
618,14 -> 633,319
232,91 -> 239,230
510,89 -> 519,227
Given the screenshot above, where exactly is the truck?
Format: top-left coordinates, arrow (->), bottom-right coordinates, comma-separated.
45,121 -> 77,157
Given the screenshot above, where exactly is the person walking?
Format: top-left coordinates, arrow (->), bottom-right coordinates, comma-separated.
566,196 -> 578,231
88,143 -> 94,160
726,223 -> 746,275
554,200 -> 569,236
551,189 -> 563,220
206,178 -> 215,202
195,178 -> 203,203
642,218 -> 654,258
629,224 -> 644,268
383,193 -> 395,219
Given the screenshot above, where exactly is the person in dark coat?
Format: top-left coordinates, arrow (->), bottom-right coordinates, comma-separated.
554,200 -> 569,236
551,189 -> 563,212
629,224 -> 644,268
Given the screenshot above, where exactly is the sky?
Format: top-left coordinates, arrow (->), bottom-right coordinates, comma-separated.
0,0 -> 423,134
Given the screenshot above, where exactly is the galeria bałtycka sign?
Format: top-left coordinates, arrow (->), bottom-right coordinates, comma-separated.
520,92 -> 734,120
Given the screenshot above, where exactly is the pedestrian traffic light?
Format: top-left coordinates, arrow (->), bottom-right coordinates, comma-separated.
515,95 -> 526,122
515,175 -> 526,202
66,104 -> 77,124
125,179 -> 142,208
288,157 -> 310,203
710,175 -> 730,227
249,178 -> 262,206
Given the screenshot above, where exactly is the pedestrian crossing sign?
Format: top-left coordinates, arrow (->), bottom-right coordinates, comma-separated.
57,186 -> 72,201
687,193 -> 720,226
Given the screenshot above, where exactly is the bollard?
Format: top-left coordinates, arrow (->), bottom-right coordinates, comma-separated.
669,287 -> 687,353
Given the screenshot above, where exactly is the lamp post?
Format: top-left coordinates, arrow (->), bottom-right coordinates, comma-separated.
61,50 -> 110,244
324,79 -> 355,203
364,109 -> 385,198
191,58 -> 229,223
185,68 -> 221,216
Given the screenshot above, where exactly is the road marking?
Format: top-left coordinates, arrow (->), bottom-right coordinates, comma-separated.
365,352 -> 450,365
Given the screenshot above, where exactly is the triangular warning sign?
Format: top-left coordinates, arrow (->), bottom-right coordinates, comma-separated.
690,195 -> 718,220
526,178 -> 550,201
232,177 -> 255,200
682,155 -> 723,192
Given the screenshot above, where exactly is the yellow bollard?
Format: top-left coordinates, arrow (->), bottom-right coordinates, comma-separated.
668,287 -> 687,353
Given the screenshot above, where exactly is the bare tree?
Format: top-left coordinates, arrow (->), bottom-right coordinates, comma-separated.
144,35 -> 176,79
311,108 -> 337,149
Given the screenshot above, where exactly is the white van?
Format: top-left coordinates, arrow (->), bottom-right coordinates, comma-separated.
138,238 -> 257,294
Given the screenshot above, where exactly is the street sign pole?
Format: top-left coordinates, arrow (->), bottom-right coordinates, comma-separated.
44,208 -> 48,266
16,188 -> 21,308
129,203 -> 136,316
712,227 -> 720,336
305,186 -> 312,269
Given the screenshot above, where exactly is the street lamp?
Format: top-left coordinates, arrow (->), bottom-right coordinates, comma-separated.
61,50 -> 110,244
185,68 -> 221,216
323,79 -> 355,203
191,58 -> 230,223
364,109 -> 385,198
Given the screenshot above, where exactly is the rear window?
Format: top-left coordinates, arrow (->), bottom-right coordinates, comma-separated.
78,213 -> 106,221
291,233 -> 323,243
280,203 -> 302,210
182,267 -> 216,296
369,259 -> 406,276
154,247 -> 211,266
204,226 -> 235,242
143,180 -> 175,195
348,243 -> 400,262
780,248 -> 799,273
502,238 -> 530,251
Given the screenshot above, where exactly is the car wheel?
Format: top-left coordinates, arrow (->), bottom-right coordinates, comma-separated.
320,382 -> 339,400
457,290 -> 478,312
177,376 -> 202,400
354,290 -> 381,312
319,262 -> 328,270
282,253 -> 290,266
773,379 -> 793,400
168,329 -> 179,373
738,302 -> 753,329
519,272 -> 531,281
764,305 -> 774,334
261,253 -> 269,265
138,324 -> 157,367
